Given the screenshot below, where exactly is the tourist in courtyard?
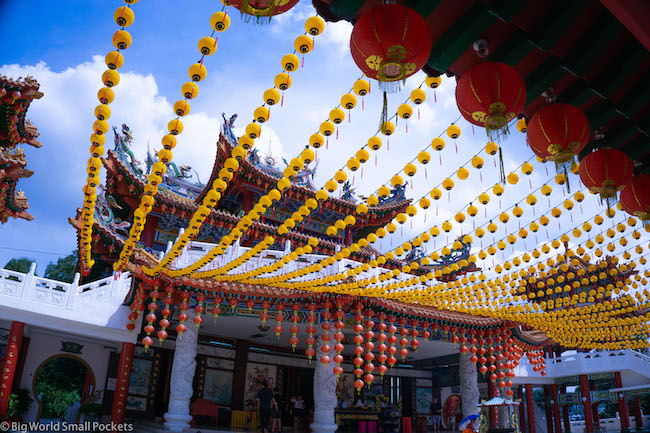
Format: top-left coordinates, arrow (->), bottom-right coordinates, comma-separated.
271,387 -> 284,433
430,397 -> 442,433
290,394 -> 306,433
256,381 -> 275,433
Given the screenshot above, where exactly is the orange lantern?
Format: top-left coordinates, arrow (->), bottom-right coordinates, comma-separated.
456,61 -> 526,138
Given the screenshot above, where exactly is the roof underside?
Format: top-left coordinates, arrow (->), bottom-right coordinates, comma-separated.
313,0 -> 650,170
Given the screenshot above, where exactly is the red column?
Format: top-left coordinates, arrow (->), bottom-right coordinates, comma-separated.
633,397 -> 643,430
579,375 -> 594,433
550,384 -> 562,433
488,380 -> 497,429
111,342 -> 135,424
615,372 -> 630,431
562,406 -> 571,433
526,384 -> 536,433
0,321 -> 24,419
519,385 -> 527,433
241,189 -> 254,213
544,386 -> 555,433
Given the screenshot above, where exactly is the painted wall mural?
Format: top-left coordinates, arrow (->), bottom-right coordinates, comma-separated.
244,363 -> 277,403
204,369 -> 234,405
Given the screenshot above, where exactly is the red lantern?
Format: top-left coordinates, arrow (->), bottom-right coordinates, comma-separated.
230,0 -> 299,22
579,148 -> 633,206
350,4 -> 432,85
456,62 -> 526,138
620,174 -> 650,224
527,103 -> 590,167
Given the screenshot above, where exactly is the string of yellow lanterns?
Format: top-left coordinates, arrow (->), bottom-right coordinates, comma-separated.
80,0 -> 139,273
114,6 -> 232,271
143,14 -> 326,277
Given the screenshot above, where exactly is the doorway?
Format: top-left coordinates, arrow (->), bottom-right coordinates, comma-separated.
33,355 -> 95,421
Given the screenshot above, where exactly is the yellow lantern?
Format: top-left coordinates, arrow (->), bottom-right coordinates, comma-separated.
341,93 -> 357,109
479,193 -> 490,205
294,35 -> 313,53
301,147 -> 315,164
305,16 -> 325,35
391,175 -> 403,187
458,167 -> 469,180
499,213 -> 510,223
397,212 -> 409,223
245,122 -> 261,139
102,69 -> 120,87
254,106 -> 270,123
472,156 -> 484,169
507,172 -> 519,185
282,54 -> 300,72
330,108 -> 345,124
442,178 -> 454,191
378,186 -> 390,197
381,121 -> 395,136
432,137 -> 445,151
334,170 -> 347,184
325,180 -> 338,193
398,104 -> 413,119
493,184 -> 504,196
210,11 -> 231,31
486,142 -> 498,155
112,30 -> 132,50
555,173 -> 566,185
522,162 -> 534,175
347,156 -> 360,172
430,188 -> 442,200
442,221 -> 452,232
274,72 -> 292,90
419,197 -> 431,209
526,195 -> 537,206
410,88 -> 426,104
405,163 -> 417,177
368,136 -> 382,150
263,88 -> 281,105
309,133 -> 324,149
198,36 -> 218,55
513,205 -> 523,217
447,124 -> 461,139
353,79 -> 370,96
105,51 -> 124,70
417,151 -> 431,164
516,118 -> 527,133
426,75 -> 441,88
114,6 -> 135,27
320,121 -> 335,137
455,212 -> 466,223
468,205 -> 478,216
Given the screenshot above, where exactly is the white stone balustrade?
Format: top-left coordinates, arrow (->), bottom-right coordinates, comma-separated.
0,263 -> 139,343
512,349 -> 650,384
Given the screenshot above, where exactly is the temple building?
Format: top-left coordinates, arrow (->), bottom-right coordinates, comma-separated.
0,75 -> 43,223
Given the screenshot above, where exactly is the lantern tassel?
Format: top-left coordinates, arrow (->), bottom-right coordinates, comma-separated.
379,91 -> 388,133
498,148 -> 506,185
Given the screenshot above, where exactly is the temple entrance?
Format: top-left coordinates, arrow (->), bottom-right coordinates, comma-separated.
33,355 -> 94,422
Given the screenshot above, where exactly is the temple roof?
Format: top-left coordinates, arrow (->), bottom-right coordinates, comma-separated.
0,75 -> 42,149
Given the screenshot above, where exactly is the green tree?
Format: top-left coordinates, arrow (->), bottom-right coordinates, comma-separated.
44,251 -> 79,283
3,257 -> 35,274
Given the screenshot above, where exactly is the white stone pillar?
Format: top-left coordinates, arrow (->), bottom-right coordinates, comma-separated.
459,352 -> 480,417
164,310 -> 199,431
311,332 -> 338,433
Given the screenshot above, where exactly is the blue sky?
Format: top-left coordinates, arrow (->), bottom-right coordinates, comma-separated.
0,1 -> 641,281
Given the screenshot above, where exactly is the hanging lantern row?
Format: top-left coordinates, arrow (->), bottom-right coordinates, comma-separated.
144,14 -> 326,277
115,8 -> 232,272
80,2 -> 139,273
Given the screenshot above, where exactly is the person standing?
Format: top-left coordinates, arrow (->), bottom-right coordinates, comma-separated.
271,387 -> 284,433
290,394 -> 306,433
256,381 -> 275,433
430,397 -> 442,433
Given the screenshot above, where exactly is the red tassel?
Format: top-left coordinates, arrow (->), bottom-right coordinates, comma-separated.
418,108 -> 421,120
455,143 -> 458,154
375,154 -> 377,166
546,166 -> 549,176
281,94 -> 284,107
369,81 -> 371,94
472,125 -> 475,135
302,55 -> 305,68
529,179 -> 532,189
387,139 -> 390,151
434,91 -> 437,103
439,154 -> 442,165
406,123 -> 408,133
480,172 -> 483,182
362,98 -> 365,111
424,214 -> 427,222
336,129 -> 339,140
425,168 -> 427,179
326,138 -> 329,150
349,112 -> 351,123
361,168 -> 364,179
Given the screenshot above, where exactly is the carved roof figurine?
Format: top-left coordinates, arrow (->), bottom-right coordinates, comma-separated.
0,75 -> 42,223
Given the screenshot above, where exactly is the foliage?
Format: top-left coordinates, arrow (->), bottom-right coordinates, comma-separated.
44,251 -> 79,283
35,357 -> 87,419
533,388 -> 545,409
3,258 -> 35,274
78,403 -> 103,419
6,388 -> 32,418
